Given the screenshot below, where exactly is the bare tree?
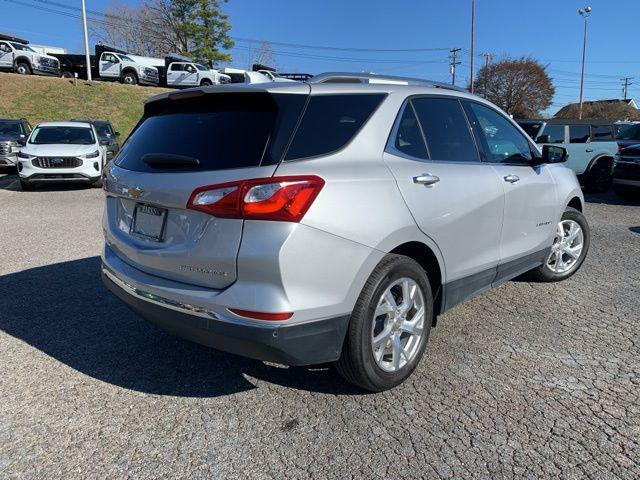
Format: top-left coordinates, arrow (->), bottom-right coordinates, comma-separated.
250,41 -> 276,69
472,56 -> 554,118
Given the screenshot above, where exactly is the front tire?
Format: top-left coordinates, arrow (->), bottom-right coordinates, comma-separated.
122,71 -> 138,85
529,207 -> 590,282
200,79 -> 212,86
336,254 -> 433,392
583,159 -> 612,193
16,62 -> 32,75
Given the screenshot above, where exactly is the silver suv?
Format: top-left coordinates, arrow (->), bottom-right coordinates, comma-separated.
101,73 -> 590,391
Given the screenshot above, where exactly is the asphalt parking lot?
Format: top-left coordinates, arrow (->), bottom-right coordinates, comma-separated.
0,171 -> 639,479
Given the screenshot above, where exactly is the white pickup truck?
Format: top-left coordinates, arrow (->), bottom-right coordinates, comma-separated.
52,45 -> 159,86
0,33 -> 60,76
159,55 -> 230,88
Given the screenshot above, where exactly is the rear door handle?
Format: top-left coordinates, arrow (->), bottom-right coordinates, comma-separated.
585,148 -> 594,152
413,174 -> 440,186
504,174 -> 520,183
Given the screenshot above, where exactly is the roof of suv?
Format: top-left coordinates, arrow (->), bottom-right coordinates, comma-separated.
144,72 -> 483,106
36,121 -> 93,128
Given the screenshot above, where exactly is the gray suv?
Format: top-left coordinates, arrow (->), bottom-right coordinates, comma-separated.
101,73 -> 589,391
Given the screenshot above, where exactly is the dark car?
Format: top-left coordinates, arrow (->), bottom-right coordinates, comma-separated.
0,118 -> 32,170
615,123 -> 640,151
70,119 -> 120,161
613,144 -> 640,199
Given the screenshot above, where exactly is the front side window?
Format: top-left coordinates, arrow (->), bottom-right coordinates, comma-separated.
29,126 -> 95,145
412,97 -> 478,162
391,104 -> 426,159
285,94 -> 385,160
195,64 -> 208,71
466,102 -> 532,163
541,124 -> 566,143
9,42 -> 34,52
102,53 -> 118,63
570,125 -> 590,143
591,125 -> 614,141
0,42 -> 11,53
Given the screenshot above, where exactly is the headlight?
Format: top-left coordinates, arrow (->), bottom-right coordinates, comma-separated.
84,150 -> 100,158
33,55 -> 42,64
17,151 -> 31,159
144,67 -> 155,75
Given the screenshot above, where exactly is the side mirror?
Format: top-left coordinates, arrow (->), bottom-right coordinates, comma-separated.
534,145 -> 567,165
536,134 -> 550,143
115,131 -> 120,137
17,139 -> 26,147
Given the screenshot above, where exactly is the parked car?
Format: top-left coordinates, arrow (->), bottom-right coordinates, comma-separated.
159,55 -> 230,88
70,119 -> 120,161
615,122 -> 640,150
0,33 -> 60,76
517,119 -> 617,192
17,121 -> 107,190
613,144 -> 640,199
101,73 -> 589,391
614,120 -> 640,138
0,118 -> 32,169
52,45 -> 159,86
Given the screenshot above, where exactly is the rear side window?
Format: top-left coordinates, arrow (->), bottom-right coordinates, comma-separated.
285,94 -> 385,160
392,104 -> 427,159
570,125 -> 590,143
542,124 -> 566,143
412,97 -> 478,162
116,92 -> 306,172
591,125 -> 614,141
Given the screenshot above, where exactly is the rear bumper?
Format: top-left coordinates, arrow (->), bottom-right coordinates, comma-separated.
101,265 -> 350,366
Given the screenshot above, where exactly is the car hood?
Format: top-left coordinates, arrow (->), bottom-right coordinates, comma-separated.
21,144 -> 98,157
616,139 -> 640,150
0,134 -> 20,143
619,144 -> 640,157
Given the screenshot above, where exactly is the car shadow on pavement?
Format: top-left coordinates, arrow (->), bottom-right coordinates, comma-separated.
584,190 -> 640,206
0,257 -> 363,397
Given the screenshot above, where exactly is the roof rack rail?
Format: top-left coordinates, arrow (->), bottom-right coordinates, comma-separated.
308,72 -> 467,92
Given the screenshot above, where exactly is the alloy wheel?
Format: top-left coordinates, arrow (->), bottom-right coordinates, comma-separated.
371,277 -> 426,372
545,219 -> 584,274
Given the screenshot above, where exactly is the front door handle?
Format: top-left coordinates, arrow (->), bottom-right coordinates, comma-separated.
504,174 -> 520,183
413,174 -> 440,186
585,148 -> 594,152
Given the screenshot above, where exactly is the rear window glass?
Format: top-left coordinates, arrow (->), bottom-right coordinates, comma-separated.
570,125 -> 590,143
285,94 -> 385,160
393,104 -> 426,159
116,92 -> 306,172
591,125 -> 614,141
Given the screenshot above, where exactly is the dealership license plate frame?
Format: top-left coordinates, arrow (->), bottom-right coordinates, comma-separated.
130,203 -> 168,242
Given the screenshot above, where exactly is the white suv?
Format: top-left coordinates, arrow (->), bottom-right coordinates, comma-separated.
17,122 -> 107,190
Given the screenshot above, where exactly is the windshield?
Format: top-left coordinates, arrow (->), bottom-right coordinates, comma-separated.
29,126 -> 95,145
195,64 -> 208,71
119,54 -> 134,62
92,121 -> 113,138
617,124 -> 640,140
517,121 -> 543,139
0,121 -> 24,136
9,42 -> 35,52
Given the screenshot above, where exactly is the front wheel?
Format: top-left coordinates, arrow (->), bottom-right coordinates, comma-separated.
200,79 -> 212,86
336,254 -> 433,392
529,207 -> 590,282
15,62 -> 32,75
122,72 -> 138,85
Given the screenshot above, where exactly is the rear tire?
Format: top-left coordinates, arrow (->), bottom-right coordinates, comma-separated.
16,62 -> 32,75
200,79 -> 212,86
122,71 -> 138,85
336,254 -> 433,392
529,207 -> 590,282
583,159 -> 612,193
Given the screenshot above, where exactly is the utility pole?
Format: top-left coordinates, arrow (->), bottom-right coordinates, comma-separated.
449,47 -> 462,86
621,76 -> 633,100
578,6 -> 592,120
481,52 -> 493,97
80,0 -> 92,81
469,0 -> 475,93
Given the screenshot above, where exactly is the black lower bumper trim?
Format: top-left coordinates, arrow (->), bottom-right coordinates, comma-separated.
102,270 -> 350,366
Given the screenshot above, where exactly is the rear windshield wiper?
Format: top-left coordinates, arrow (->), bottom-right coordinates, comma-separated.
142,153 -> 200,169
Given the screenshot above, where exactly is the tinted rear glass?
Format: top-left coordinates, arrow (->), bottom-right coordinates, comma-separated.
116,92 -> 306,172
616,124 -> 640,140
518,122 -> 543,139
591,125 -> 614,141
542,124 -> 565,143
569,125 -> 590,143
285,94 -> 385,160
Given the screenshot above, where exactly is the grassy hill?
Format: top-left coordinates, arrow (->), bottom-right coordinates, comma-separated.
0,72 -> 170,137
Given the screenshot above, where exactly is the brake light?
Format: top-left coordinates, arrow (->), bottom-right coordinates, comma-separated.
187,175 -> 324,222
228,308 -> 293,321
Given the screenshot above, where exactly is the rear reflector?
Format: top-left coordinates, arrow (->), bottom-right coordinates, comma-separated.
228,308 -> 293,321
187,175 -> 324,222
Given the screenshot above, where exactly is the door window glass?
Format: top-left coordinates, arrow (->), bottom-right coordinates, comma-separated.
591,125 -> 614,141
411,97 -> 478,162
542,124 -> 566,143
391,104 -> 427,159
569,125 -> 590,143
466,102 -> 532,163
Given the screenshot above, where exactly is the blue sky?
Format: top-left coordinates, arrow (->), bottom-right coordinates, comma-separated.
2,0 -> 639,115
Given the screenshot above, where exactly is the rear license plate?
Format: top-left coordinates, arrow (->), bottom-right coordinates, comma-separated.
131,204 -> 167,241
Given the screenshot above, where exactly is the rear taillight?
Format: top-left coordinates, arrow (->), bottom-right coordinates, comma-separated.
187,175 -> 324,222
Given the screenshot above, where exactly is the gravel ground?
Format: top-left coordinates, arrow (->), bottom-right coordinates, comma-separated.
1,171 -> 639,479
